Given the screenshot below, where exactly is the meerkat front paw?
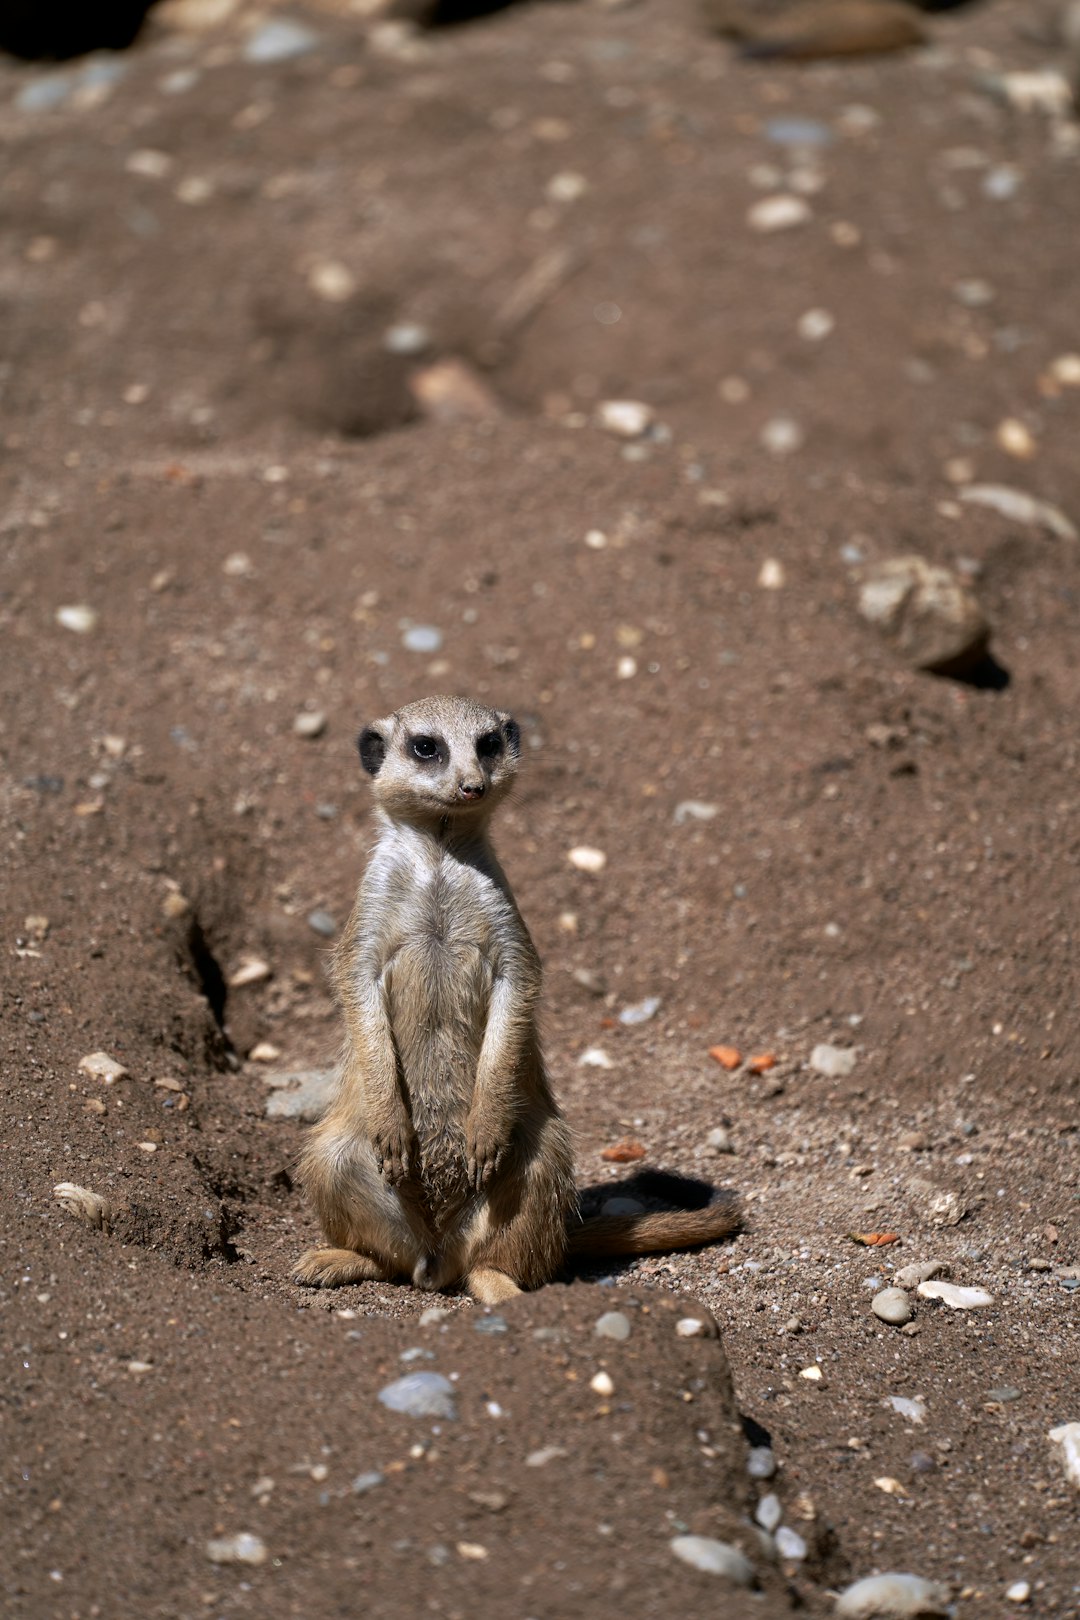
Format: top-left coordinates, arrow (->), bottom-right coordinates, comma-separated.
371,1119 -> 416,1185
466,1112 -> 509,1191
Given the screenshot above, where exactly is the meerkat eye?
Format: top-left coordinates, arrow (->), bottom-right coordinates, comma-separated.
476,731 -> 503,761
410,735 -> 439,761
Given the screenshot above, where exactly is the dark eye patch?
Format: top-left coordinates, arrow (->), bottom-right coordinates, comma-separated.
476,730 -> 503,761
410,734 -> 441,762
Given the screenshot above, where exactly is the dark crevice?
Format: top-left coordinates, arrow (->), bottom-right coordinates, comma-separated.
185,916 -> 229,1031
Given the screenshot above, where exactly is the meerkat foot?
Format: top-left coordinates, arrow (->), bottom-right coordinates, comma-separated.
467,1266 -> 523,1306
291,1247 -> 391,1288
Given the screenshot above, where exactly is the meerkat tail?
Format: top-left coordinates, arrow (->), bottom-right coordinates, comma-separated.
566,1201 -> 740,1258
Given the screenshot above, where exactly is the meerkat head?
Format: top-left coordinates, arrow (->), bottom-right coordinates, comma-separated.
357,695 -> 521,826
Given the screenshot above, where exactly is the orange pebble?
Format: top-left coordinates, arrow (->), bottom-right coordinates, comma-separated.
748,1052 -> 777,1074
708,1045 -> 742,1070
600,1138 -> 646,1163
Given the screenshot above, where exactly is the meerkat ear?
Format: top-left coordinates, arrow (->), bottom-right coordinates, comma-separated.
358,725 -> 387,776
498,713 -> 521,757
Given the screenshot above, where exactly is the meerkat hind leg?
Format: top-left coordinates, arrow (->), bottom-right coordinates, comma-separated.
467,1266 -> 523,1306
291,1247 -> 392,1288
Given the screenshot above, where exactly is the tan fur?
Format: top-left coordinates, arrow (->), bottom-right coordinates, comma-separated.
292,695 -> 737,1301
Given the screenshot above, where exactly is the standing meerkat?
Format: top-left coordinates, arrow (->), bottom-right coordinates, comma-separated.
292,695 -> 737,1307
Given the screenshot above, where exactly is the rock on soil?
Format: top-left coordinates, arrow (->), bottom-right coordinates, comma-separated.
835,1573 -> 951,1618
857,556 -> 990,676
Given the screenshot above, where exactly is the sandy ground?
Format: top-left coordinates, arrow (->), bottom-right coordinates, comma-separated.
1,1 -> 1078,1616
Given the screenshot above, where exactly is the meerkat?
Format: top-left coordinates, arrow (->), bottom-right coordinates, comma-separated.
291,695 -> 738,1307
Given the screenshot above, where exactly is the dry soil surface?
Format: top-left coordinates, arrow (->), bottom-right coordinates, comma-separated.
1,2 -> 1078,1617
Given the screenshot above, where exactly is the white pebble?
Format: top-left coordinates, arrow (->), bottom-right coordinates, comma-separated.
1049,354 -> 1080,387
594,1311 -> 632,1341
568,845 -> 606,873
747,194 -> 811,233
293,710 -> 327,739
670,1537 -> 755,1585
675,1317 -> 707,1338
597,400 -> 654,439
56,605 -> 98,634
799,1365 -> 824,1382
760,417 -> 804,456
673,800 -> 719,825
1047,1422 -> 1080,1490
616,655 -> 637,679
618,996 -> 661,1026
308,260 -> 356,303
797,308 -> 835,341
809,1043 -> 857,1078
546,171 -> 589,202
578,1047 -> 613,1069
402,624 -> 444,654
228,956 -> 271,989
1005,1583 -> 1031,1604
126,148 -> 172,179
77,1051 -> 129,1083
589,1370 -> 615,1397
960,483 -> 1077,540
835,1573 -> 950,1618
758,558 -> 786,589
885,1396 -> 927,1424
383,323 -> 431,355
205,1533 -> 268,1567
917,1280 -> 994,1310
526,1445 -> 567,1467
584,528 -> 608,548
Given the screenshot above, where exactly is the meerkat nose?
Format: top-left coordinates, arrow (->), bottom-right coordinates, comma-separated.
458,780 -> 486,800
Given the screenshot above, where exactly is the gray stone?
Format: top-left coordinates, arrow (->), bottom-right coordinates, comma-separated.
378,1371 -> 457,1420
747,1446 -> 777,1479
351,1471 -> 385,1494
402,624 -> 443,654
307,908 -> 337,938
872,1288 -> 913,1326
835,1572 -> 951,1618
776,1526 -> 807,1562
858,555 -> 990,675
263,1069 -> 337,1122
473,1314 -> 508,1335
670,1536 -> 755,1585
894,1260 -> 947,1290
17,75 -> 74,113
601,1196 -> 644,1216
243,19 -> 320,62
755,1493 -> 782,1532
594,1310 -> 632,1341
